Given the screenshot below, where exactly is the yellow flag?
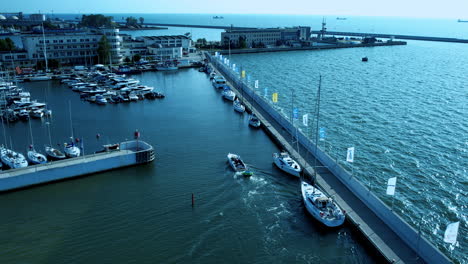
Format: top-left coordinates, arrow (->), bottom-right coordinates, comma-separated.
241,70 -> 246,78
272,93 -> 278,103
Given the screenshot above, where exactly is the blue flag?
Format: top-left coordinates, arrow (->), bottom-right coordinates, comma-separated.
293,108 -> 299,119
319,127 -> 326,140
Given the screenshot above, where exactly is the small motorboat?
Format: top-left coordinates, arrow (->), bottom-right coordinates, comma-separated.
95,143 -> 120,153
27,147 -> 48,165
95,95 -> 107,105
362,57 -> 368,62
227,153 -> 248,173
233,99 -> 245,113
45,146 -> 66,160
0,147 -> 28,169
249,114 -> 261,128
18,109 -> 30,121
222,88 -> 236,101
301,181 -> 345,227
64,142 -> 81,158
128,92 -> 139,101
30,109 -> 44,118
273,152 -> 301,177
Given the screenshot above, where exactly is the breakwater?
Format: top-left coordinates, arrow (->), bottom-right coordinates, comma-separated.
206,52 -> 452,264
0,140 -> 154,192
316,30 -> 468,43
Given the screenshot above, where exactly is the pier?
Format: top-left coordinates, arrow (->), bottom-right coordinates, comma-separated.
0,140 -> 155,192
206,52 -> 452,264
135,22 -> 468,44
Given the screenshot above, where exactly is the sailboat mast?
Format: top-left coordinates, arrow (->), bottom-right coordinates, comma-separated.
69,101 -> 74,139
41,23 -> 48,72
313,75 -> 322,183
28,115 -> 35,150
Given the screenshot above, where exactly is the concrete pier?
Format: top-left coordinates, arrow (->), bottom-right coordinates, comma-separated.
0,140 -> 155,192
206,52 -> 452,264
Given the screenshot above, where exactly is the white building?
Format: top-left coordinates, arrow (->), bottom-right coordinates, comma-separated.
139,35 -> 192,53
221,27 -> 311,47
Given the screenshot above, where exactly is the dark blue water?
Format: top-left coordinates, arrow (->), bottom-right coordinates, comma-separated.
0,69 -> 376,263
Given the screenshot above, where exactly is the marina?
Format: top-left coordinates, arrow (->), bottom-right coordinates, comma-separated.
0,11 -> 465,264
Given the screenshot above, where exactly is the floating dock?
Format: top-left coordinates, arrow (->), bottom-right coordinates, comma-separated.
206,52 -> 452,264
0,140 -> 155,192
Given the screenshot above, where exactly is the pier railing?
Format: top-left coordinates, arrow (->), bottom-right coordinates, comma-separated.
206,52 -> 451,264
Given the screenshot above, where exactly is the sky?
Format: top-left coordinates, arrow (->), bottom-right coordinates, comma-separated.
3,0 -> 468,19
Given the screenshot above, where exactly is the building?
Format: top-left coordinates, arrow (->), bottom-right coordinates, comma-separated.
29,14 -> 46,22
221,26 -> 311,47
139,35 -> 193,53
0,28 -> 123,67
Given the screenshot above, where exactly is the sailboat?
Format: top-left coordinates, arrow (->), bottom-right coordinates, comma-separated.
27,117 -> 47,164
30,23 -> 51,81
63,102 -> 81,158
0,146 -> 28,169
301,75 -> 345,227
44,121 -> 66,160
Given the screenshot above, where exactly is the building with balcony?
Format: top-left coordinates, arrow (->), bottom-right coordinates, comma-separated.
221,26 -> 311,47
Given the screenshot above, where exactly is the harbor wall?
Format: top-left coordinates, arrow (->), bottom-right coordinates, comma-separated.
0,151 -> 136,192
207,52 -> 451,264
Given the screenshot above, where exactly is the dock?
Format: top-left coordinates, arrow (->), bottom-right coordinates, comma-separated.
0,140 -> 155,192
206,52 -> 452,264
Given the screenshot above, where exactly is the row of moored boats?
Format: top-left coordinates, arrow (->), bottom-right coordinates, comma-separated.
203,63 -> 345,227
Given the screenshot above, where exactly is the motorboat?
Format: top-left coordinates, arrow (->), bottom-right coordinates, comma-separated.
45,146 -> 66,160
273,152 -> 301,177
29,74 -> 51,81
155,61 -> 178,71
0,147 -> 28,169
301,181 -> 345,227
233,99 -> 245,113
95,143 -> 120,153
222,88 -> 236,101
227,153 -> 252,176
30,109 -> 44,118
212,76 -> 226,89
64,142 -> 81,158
95,95 -> 107,105
249,114 -> 261,128
128,92 -> 139,101
209,72 -> 217,80
18,109 -> 30,120
362,57 -> 368,62
27,147 -> 47,165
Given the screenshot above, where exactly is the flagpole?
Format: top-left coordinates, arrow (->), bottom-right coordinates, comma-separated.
313,75 -> 322,184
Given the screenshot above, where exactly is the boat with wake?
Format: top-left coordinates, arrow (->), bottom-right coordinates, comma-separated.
227,153 -> 253,177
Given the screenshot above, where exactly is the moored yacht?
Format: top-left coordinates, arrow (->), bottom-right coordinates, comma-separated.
222,88 -> 236,101
248,114 -> 261,128
0,147 -> 28,169
64,141 -> 81,158
301,181 -> 345,227
273,151 -> 301,177
233,99 -> 245,113
27,146 -> 47,165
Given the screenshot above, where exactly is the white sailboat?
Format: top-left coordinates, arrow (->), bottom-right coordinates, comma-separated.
233,99 -> 245,113
222,87 -> 236,101
301,75 -> 345,227
0,146 -> 28,169
64,102 -> 81,158
273,152 -> 301,177
248,114 -> 261,128
44,121 -> 66,160
27,117 -> 47,164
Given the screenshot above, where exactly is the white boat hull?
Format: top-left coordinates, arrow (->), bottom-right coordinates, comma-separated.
64,145 -> 81,158
227,153 -> 247,172
27,151 -> 48,164
0,147 -> 28,169
301,181 -> 345,227
273,152 -> 301,177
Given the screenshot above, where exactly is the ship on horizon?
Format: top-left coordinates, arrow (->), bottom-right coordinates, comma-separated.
457,19 -> 468,22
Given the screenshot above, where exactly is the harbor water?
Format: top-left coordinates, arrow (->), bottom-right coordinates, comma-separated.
0,70 -> 377,263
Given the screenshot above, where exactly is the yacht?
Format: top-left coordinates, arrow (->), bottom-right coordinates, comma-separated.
222,88 -> 236,101
301,181 -> 345,227
273,152 -> 301,177
27,147 -> 47,165
29,74 -> 51,81
64,141 -> 80,158
212,76 -> 226,89
95,95 -> 107,105
248,114 -> 261,128
0,147 -> 28,169
45,146 -> 66,160
233,99 -> 245,113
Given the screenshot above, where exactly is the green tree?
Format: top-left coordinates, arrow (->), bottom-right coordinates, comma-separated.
195,38 -> 207,48
139,17 -> 144,25
132,54 -> 141,62
97,36 -> 111,64
126,17 -> 139,27
0,38 -> 16,51
238,36 -> 247,49
124,57 -> 131,63
80,14 -> 114,28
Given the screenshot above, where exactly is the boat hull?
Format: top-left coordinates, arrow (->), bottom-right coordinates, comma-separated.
273,153 -> 301,177
301,181 -> 345,227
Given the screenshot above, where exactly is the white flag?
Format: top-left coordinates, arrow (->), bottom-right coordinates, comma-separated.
254,80 -> 259,89
215,52 -> 219,57
346,147 -> 355,163
232,64 -> 236,70
386,177 -> 397,196
444,222 -> 460,244
302,114 -> 308,126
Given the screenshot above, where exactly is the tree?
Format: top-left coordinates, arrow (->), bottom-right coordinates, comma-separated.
139,17 -> 144,25
97,36 -> 111,64
0,38 -> 16,51
126,17 -> 139,27
238,36 -> 247,49
124,57 -> 131,63
132,54 -> 141,62
195,38 -> 207,48
80,14 -> 114,28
